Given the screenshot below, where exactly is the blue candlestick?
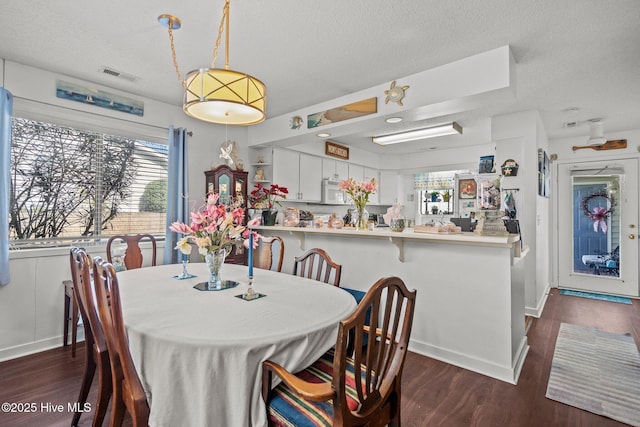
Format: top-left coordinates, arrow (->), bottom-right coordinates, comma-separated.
248,232 -> 254,278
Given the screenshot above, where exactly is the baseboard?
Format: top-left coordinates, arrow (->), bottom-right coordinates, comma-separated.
408,336 -> 529,385
0,330 -> 85,362
525,283 -> 551,318
511,337 -> 530,384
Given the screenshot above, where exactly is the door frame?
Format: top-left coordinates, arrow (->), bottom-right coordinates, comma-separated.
553,157 -> 639,297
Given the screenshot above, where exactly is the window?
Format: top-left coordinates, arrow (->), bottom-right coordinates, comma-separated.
9,117 -> 168,247
414,170 -> 470,215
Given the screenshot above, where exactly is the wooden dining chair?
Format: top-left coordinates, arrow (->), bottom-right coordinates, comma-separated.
69,248 -> 112,427
106,234 -> 157,270
293,247 -> 342,286
93,257 -> 150,427
254,235 -> 285,272
262,276 -> 417,427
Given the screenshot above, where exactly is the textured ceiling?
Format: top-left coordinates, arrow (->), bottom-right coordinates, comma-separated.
1,0 -> 639,153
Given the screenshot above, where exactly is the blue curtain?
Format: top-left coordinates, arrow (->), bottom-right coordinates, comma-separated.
0,88 -> 13,286
163,126 -> 190,264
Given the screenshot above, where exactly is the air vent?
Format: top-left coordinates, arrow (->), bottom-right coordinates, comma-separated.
98,66 -> 139,83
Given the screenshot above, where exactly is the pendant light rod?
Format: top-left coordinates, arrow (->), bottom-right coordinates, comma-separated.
210,0 -> 230,70
158,14 -> 183,83
224,0 -> 230,69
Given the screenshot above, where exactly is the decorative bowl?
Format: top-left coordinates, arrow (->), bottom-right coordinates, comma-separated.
389,218 -> 405,232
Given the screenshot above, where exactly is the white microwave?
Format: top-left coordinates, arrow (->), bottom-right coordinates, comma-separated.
322,178 -> 346,204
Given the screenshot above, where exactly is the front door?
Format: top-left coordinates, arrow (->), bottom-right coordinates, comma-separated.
557,158 -> 638,296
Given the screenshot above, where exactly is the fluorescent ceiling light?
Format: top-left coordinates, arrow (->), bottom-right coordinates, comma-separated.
372,122 -> 462,146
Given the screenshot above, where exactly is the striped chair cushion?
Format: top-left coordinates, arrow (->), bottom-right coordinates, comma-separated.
267,348 -> 364,427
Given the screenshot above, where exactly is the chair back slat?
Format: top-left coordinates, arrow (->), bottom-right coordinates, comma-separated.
106,233 -> 157,270
93,257 -> 149,427
334,276 -> 416,424
69,248 -> 111,427
293,248 -> 342,287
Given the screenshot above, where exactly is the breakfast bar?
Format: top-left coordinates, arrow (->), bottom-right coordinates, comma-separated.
254,225 -> 529,384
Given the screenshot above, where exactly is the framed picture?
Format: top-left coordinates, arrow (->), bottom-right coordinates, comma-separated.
538,149 -> 550,197
479,155 -> 494,174
459,179 -> 477,199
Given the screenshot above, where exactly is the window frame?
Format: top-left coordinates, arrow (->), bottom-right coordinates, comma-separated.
9,100 -> 169,249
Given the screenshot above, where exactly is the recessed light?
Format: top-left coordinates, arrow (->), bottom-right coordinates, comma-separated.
316,133 -> 331,138
385,117 -> 403,124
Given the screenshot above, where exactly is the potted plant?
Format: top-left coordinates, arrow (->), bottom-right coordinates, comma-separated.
430,191 -> 440,202
249,183 -> 289,226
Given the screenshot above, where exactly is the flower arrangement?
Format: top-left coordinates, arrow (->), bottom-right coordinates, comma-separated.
170,193 -> 260,257
249,183 -> 289,209
340,177 -> 378,230
339,177 -> 378,211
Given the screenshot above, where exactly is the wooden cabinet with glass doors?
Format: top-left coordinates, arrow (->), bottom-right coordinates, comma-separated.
205,165 -> 249,265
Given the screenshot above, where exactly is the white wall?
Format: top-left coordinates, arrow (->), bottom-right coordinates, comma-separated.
0,60 -> 250,360
492,110 -> 549,317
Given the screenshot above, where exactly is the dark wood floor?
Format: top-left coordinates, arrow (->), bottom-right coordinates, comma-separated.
0,288 -> 638,427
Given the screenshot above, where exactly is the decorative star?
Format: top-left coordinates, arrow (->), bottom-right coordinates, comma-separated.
384,80 -> 410,106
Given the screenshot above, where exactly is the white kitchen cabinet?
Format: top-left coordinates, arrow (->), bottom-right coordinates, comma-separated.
299,153 -> 322,201
378,170 -> 398,205
348,164 -> 364,182
272,148 -> 322,202
322,158 -> 348,181
272,148 -> 299,196
336,161 -> 348,181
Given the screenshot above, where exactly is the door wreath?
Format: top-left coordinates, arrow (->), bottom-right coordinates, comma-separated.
581,191 -> 615,233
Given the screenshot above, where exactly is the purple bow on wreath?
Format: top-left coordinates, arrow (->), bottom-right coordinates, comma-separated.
589,207 -> 608,233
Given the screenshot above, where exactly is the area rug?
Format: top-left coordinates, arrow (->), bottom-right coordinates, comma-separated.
546,323 -> 640,426
559,289 -> 632,304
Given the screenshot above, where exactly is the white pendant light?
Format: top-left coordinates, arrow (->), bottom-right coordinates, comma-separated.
372,122 -> 462,146
159,0 -> 266,126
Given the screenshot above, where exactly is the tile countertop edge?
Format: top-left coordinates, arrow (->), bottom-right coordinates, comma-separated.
251,225 -> 520,249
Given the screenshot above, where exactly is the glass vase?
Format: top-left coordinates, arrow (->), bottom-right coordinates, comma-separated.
205,249 -> 226,290
354,205 -> 369,231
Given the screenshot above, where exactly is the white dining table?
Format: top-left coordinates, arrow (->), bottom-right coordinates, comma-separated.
116,262 -> 357,427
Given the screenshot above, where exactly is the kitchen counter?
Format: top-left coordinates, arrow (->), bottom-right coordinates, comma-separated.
252,224 -> 528,385
252,225 -> 524,262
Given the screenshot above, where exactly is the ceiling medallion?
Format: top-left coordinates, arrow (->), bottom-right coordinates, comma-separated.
384,80 -> 409,106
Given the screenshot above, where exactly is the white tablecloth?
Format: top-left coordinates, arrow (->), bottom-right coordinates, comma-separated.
117,263 -> 357,427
